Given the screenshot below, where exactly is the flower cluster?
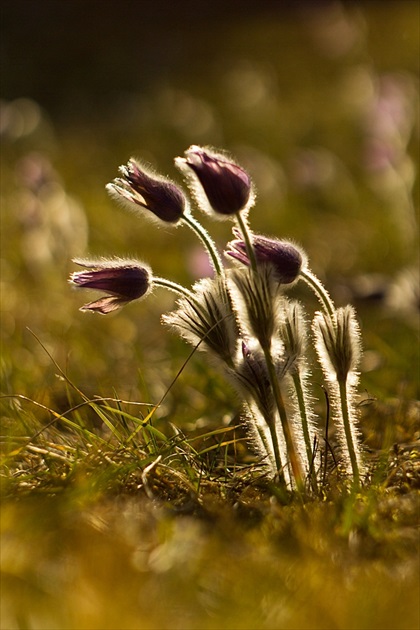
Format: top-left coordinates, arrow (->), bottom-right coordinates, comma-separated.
69,145 -> 366,491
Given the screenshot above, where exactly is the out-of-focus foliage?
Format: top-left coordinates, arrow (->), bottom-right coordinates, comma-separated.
1,489 -> 419,630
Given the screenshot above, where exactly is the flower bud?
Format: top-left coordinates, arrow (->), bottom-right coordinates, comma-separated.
313,306 -> 361,383
229,266 -> 281,350
226,230 -> 306,285
69,258 -> 152,314
175,146 -> 253,217
106,159 -> 186,224
162,276 -> 238,367
278,300 -> 307,373
233,340 -> 275,420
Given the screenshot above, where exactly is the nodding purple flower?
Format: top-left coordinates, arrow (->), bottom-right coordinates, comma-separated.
106,159 -> 186,224
69,258 -> 152,314
226,229 -> 306,285
175,145 -> 254,217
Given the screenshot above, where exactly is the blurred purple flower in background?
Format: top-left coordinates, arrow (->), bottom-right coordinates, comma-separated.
363,73 -> 416,174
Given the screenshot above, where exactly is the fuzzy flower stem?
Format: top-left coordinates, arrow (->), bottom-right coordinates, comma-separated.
232,214 -> 303,488
262,345 -> 304,490
153,277 -> 196,300
262,412 -> 285,484
181,213 -> 224,276
235,211 -> 258,273
338,379 -> 360,488
300,269 -> 335,319
291,371 -> 318,491
268,423 -> 286,485
251,411 -> 283,478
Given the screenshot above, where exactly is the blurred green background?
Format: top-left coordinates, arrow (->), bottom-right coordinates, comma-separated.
1,0 -> 419,429
1,3 -> 419,630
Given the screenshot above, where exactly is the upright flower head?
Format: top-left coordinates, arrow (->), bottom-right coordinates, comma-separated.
226,229 -> 306,285
69,258 -> 152,314
313,306 -> 365,485
230,340 -> 275,421
313,306 -> 362,384
229,266 -> 281,350
175,145 -> 254,218
106,158 -> 186,224
278,300 -> 308,373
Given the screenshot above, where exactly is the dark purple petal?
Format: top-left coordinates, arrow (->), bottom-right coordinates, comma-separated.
225,240 -> 250,266
70,259 -> 152,314
241,340 -> 251,359
108,159 -> 186,223
182,146 -> 252,215
253,238 -> 303,283
80,296 -> 128,314
72,266 -> 150,300
226,233 -> 305,285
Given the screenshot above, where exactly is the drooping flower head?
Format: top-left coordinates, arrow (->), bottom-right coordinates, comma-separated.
69,258 -> 152,314
106,159 -> 186,224
175,145 -> 254,218
226,229 -> 306,285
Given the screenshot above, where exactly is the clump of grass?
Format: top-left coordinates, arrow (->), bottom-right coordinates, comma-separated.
0,335 -> 264,507
2,380 -> 419,630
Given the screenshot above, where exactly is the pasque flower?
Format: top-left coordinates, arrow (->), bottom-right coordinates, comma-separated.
106,159 -> 186,224
313,306 -> 362,384
70,258 -> 152,314
71,143 -> 367,491
175,145 -> 254,217
226,229 -> 306,284
313,306 -> 364,484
